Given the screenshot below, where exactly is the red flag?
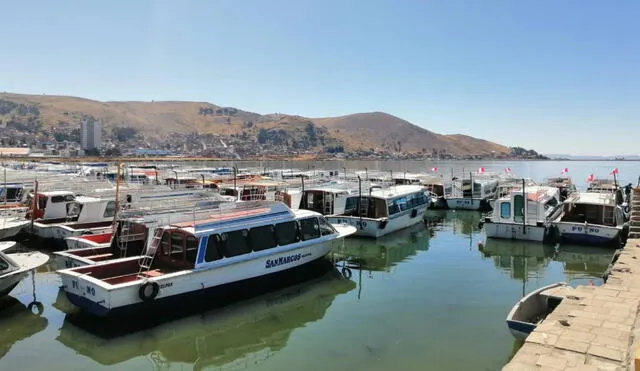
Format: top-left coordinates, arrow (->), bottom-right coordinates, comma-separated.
587,174 -> 596,182
561,167 -> 568,174
505,167 -> 511,173
430,167 -> 438,172
610,168 -> 619,175
477,167 -> 485,174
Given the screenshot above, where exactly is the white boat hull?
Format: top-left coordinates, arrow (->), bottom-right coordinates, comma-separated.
446,198 -> 486,211
65,237 -> 111,250
484,222 -> 547,242
327,205 -> 427,238
0,220 -> 29,240
552,221 -> 621,246
59,238 -> 341,317
31,222 -> 112,241
0,271 -> 28,297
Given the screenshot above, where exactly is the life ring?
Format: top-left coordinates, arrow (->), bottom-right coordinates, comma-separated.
27,301 -> 44,315
139,281 -> 159,301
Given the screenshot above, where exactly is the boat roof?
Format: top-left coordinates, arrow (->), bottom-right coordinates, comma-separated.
567,191 -> 617,205
169,201 -> 302,234
503,185 -> 558,202
364,185 -> 425,199
302,187 -> 354,194
39,190 -> 75,196
74,195 -> 105,204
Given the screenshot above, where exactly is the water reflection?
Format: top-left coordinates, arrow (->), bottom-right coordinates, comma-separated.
479,239 -> 614,285
0,296 -> 48,360
333,223 -> 431,273
55,265 -> 355,369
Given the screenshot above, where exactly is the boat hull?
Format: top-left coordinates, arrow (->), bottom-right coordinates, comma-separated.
552,222 -> 621,247
327,205 -> 427,238
61,239 -> 339,317
446,198 -> 490,211
0,220 -> 30,240
0,273 -> 26,297
484,222 -> 547,242
505,282 -> 568,340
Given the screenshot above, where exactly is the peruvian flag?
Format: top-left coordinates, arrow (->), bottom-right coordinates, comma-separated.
610,168 -> 619,175
561,167 -> 568,174
430,167 -> 438,172
587,174 -> 596,182
477,167 -> 485,174
505,167 -> 511,173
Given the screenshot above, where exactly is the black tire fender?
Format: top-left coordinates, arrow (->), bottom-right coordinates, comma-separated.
139,281 -> 159,301
27,301 -> 44,315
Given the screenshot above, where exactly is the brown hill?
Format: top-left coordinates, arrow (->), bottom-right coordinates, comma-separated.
312,112 -> 508,154
0,92 -> 509,155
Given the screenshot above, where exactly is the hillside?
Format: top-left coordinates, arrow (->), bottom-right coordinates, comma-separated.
0,92 -> 510,155
312,112 -> 508,154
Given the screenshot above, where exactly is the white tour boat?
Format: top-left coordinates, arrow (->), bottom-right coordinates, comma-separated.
551,191 -> 627,246
326,185 -> 429,238
57,201 -> 356,316
444,173 -> 499,211
483,183 -> 563,242
1,241 -> 50,297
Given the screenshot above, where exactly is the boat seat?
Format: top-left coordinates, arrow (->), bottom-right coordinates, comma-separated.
86,253 -> 114,260
140,269 -> 163,277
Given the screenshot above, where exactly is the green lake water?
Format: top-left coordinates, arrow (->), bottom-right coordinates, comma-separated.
0,160 -> 635,371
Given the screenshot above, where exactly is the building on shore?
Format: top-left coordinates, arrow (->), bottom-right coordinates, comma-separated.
80,120 -> 102,150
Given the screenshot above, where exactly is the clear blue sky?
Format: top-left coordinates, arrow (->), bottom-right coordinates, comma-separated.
1,1 -> 638,155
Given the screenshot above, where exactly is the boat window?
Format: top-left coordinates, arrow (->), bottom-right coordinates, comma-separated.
204,235 -> 223,262
249,225 -> 276,251
318,217 -> 336,236
275,221 -> 300,245
103,201 -> 117,218
500,202 -> 511,219
37,195 -> 47,210
344,197 -> 358,213
170,233 -> 184,256
186,235 -> 198,262
161,232 -> 171,256
51,194 -> 75,203
514,195 -> 524,223
299,218 -> 320,240
219,230 -> 251,257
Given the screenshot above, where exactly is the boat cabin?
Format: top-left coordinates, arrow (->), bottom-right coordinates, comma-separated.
340,185 -> 429,219
0,183 -> 27,204
559,192 -> 625,227
27,191 -> 117,223
298,187 -> 354,215
493,186 -> 561,225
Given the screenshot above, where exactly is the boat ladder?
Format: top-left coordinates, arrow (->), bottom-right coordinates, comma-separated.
137,227 -> 163,277
118,220 -> 131,257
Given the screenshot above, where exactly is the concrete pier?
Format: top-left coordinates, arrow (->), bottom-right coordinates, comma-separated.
503,189 -> 640,371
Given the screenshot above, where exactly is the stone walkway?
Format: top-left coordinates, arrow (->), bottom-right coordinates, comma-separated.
503,239 -> 640,371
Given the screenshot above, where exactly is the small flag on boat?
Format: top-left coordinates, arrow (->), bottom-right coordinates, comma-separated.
587,174 -> 596,182
561,167 -> 568,174
505,167 -> 511,173
431,167 -> 438,172
610,168 -> 619,175
477,167 -> 485,174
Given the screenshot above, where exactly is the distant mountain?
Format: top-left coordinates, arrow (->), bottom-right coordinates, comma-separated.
0,92 -> 516,155
544,154 -> 640,160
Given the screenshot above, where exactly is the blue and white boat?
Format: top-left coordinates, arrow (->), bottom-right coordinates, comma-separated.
551,191 -> 626,247
57,201 -> 356,316
326,185 -> 429,238
506,282 -> 568,340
